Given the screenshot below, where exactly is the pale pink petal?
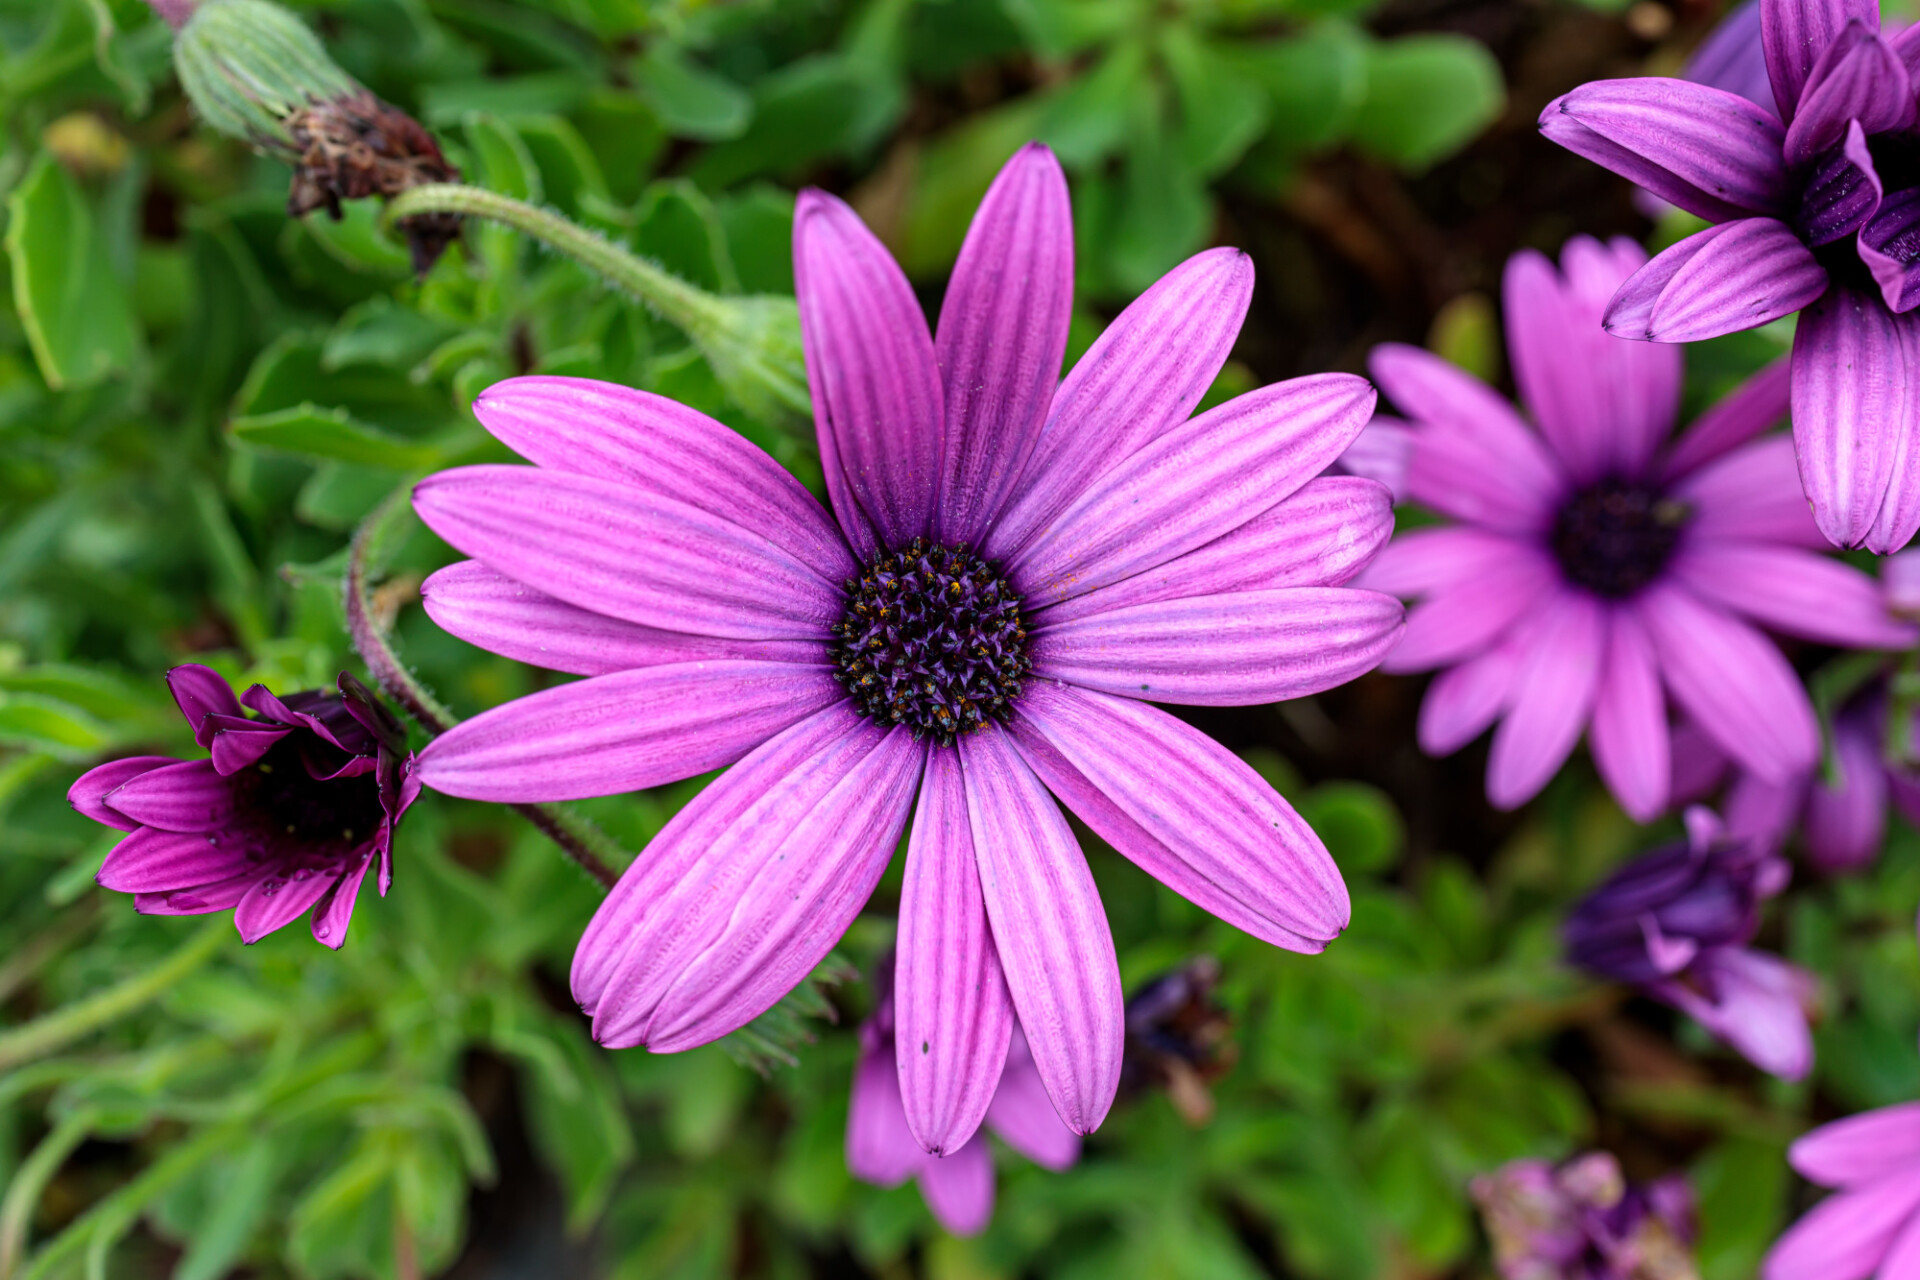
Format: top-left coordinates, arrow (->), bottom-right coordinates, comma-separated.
1670,543 -> 1917,647
1356,526 -> 1535,598
1660,356 -> 1791,481
1763,1167 -> 1920,1280
1333,417 -> 1411,501
1486,590 -> 1606,810
1381,547 -> 1559,674
985,1027 -> 1081,1171
1660,947 -> 1815,1080
846,1043 -> 925,1187
1672,435 -> 1826,548
1589,608 -> 1670,822
915,1139 -> 994,1236
1792,1103 -> 1920,1187
1417,626 -> 1531,755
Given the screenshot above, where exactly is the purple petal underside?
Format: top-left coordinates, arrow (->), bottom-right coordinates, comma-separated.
1762,0 -> 1880,120
1603,218 -> 1826,343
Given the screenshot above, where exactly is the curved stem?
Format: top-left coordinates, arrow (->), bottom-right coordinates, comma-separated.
344,485 -> 623,890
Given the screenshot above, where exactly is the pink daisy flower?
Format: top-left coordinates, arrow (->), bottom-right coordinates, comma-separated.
1765,1094 -> 1920,1279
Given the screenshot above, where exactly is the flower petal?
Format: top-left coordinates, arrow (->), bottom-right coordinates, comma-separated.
1860,187 -> 1920,313
1672,434 -> 1825,547
895,748 -> 1015,1157
934,143 -> 1074,546
69,756 -> 175,831
413,465 -> 842,640
915,1139 -> 994,1236
960,727 -> 1122,1136
1803,709 -> 1888,873
1782,21 -> 1911,164
985,248 -> 1253,561
470,376 -> 854,583
1379,544 -> 1559,674
1670,542 -> 1917,647
847,1044 -> 925,1187
1418,625 -> 1531,755
1661,947 -> 1815,1080
100,759 -> 241,833
1660,356 -> 1792,482
1589,608 -> 1670,822
420,561 -> 827,677
794,190 -> 943,559
1791,284 -> 1918,550
1486,590 -> 1606,810
1031,587 -> 1404,706
1010,682 -> 1349,952
309,853 -> 373,950
1604,218 -> 1827,343
1539,78 -> 1791,221
1332,417 -> 1411,501
1636,583 -> 1818,783
1762,0 -> 1881,120
1010,375 -> 1375,609
1791,1102 -> 1920,1188
97,826 -> 256,893
232,865 -> 337,944
134,873 -> 258,916
985,1027 -> 1081,1171
167,664 -> 243,748
1763,1165 -> 1920,1280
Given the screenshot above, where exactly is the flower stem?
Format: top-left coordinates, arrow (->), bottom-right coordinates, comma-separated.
344,484 -> 624,890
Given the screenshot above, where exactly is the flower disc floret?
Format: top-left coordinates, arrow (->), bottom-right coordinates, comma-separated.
831,538 -> 1032,743
1549,480 -> 1690,598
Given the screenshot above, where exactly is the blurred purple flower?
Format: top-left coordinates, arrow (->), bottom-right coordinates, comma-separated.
409,143 -> 1403,1141
68,664 -> 417,949
1541,0 -> 1920,553
846,959 -> 1078,1236
1473,1151 -> 1698,1280
1764,1096 -> 1920,1279
1118,956 -> 1236,1125
1352,236 -> 1912,819
1565,808 -> 1815,1079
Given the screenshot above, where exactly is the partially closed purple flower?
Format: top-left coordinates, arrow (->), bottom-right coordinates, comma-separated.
846,959 -> 1078,1236
1541,0 -> 1920,552
1765,1097 -> 1920,1279
68,665 -> 418,948
410,143 -> 1403,1141
1355,236 -> 1912,819
1473,1151 -> 1698,1280
1565,809 -> 1814,1080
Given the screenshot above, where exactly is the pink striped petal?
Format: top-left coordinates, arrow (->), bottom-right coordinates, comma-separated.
915,1139 -> 994,1236
98,826 -> 255,893
420,561 -> 827,676
413,465 -> 842,640
1418,625 -> 1531,755
985,1028 -> 1081,1170
1034,477 -> 1394,627
1382,547 -> 1559,674
1763,0 -> 1882,119
1660,356 -> 1791,481
167,665 -> 243,748
69,756 -> 174,831
233,865 -> 338,944
1010,375 -> 1376,610
1589,608 -> 1670,822
934,143 -> 1074,545
94,759 -> 240,833
1486,590 -> 1606,810
1636,583 -> 1818,783
1538,79 -> 1791,220
1764,1165 -> 1920,1280
309,853 -> 374,950
1670,543 -> 1917,647
895,748 -> 1015,1156
960,727 -> 1122,1136
1792,1103 -> 1920,1188
794,191 -> 943,559
985,248 -> 1254,561
1031,587 -> 1404,706
847,1044 -> 925,1186
1792,285 -> 1917,551
1867,312 -> 1920,553
417,661 -> 845,802
470,376 -> 854,584
1604,218 -> 1827,342
1673,435 -> 1826,548
1010,682 -> 1349,952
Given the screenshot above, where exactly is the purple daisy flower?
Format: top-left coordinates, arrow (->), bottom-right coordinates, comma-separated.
1765,1094 -> 1920,1279
1355,235 -> 1913,819
1472,1151 -> 1697,1280
1564,808 -> 1815,1080
67,665 -> 417,948
409,143 -> 1402,1140
1540,0 -> 1920,552
845,956 -> 1078,1236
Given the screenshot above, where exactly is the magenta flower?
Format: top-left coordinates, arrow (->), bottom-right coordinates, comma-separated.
409,143 -> 1401,1140
68,665 -> 417,948
1540,0 -> 1920,552
1765,1097 -> 1920,1279
846,960 -> 1078,1235
1472,1151 -> 1697,1280
1356,235 -> 1913,819
1564,808 -> 1815,1080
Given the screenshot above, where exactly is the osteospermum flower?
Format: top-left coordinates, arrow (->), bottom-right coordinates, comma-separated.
1541,0 -> 1920,552
410,143 -> 1403,1140
1357,235 -> 1913,819
1765,1092 -> 1920,1279
846,957 -> 1077,1235
1472,1151 -> 1697,1280
68,665 -> 417,948
1564,808 -> 1814,1080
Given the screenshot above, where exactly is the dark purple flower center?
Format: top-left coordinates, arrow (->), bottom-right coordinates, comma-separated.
1550,481 -> 1689,599
831,538 -> 1032,744
241,736 -> 386,855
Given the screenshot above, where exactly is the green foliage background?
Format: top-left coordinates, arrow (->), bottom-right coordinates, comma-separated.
0,1 -> 1905,1278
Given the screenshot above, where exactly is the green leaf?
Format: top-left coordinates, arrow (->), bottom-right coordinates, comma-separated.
464,111 -> 544,204
635,44 -> 753,141
1232,23 -> 1370,156
1694,1136 -> 1790,1280
4,151 -> 139,389
1296,782 -> 1405,874
173,1139 -> 278,1280
1162,28 -> 1269,178
1348,34 -> 1505,172
517,115 -> 611,214
228,404 -> 442,470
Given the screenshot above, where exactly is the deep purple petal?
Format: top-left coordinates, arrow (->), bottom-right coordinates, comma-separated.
69,756 -> 175,832
415,662 -> 845,803
895,749 -> 1014,1157
1010,683 -> 1350,952
1605,218 -> 1827,343
166,664 -> 243,748
1589,608 -> 1670,822
1035,477 -> 1395,627
915,1139 -> 994,1236
232,865 -> 337,944
1010,375 -> 1376,610
1792,1103 -> 1920,1188
470,376 -> 855,584
847,1043 -> 925,1187
1670,543 -> 1917,647
1762,0 -> 1880,120
1486,590 -> 1606,810
1792,284 -> 1919,551
793,190 -> 943,558
99,759 -> 241,833
1672,435 -> 1825,547
413,465 -> 842,640
97,826 -> 256,893
984,248 -> 1254,562
1782,21 -> 1912,164
420,561 -> 827,677
308,852 -> 373,950
1798,120 -> 1884,246
1031,587 -> 1404,706
1379,544 -> 1558,674
1538,79 -> 1791,221
1763,1165 -> 1920,1280
985,1028 -> 1081,1171
209,725 -> 288,774
1861,188 -> 1920,313
1660,356 -> 1792,481
1636,584 -> 1819,783
934,143 -> 1074,545
960,727 -> 1123,1137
